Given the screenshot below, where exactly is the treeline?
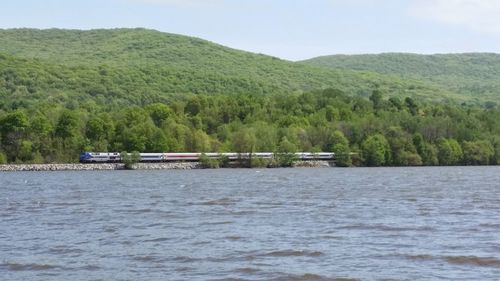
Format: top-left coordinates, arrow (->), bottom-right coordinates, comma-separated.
302,53 -> 500,106
0,88 -> 498,166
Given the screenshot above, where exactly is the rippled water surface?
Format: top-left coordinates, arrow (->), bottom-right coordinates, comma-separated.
1,167 -> 500,280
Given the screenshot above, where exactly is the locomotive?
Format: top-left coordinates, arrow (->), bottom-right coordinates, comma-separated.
79,152 -> 335,163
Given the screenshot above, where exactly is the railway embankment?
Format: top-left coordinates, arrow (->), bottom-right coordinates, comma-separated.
0,161 -> 333,171
0,162 -> 202,171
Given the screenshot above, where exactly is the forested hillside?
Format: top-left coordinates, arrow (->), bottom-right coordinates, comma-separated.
0,88 -> 498,165
0,29 -> 498,165
302,53 -> 500,106
0,28 -> 469,108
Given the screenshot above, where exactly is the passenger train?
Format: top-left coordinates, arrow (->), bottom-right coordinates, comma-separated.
79,152 -> 335,163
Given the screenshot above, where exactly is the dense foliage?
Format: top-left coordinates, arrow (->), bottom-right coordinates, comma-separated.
0,29 -> 498,166
0,88 -> 498,166
0,28 -> 477,109
302,53 -> 500,106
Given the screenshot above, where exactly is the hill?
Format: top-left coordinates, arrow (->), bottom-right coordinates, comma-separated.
0,29 -> 498,165
301,53 -> 500,105
0,28 -> 472,109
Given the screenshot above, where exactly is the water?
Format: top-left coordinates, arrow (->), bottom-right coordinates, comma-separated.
1,167 -> 500,281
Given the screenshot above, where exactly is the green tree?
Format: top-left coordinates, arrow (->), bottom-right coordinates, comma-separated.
0,110 -> 30,162
493,139 -> 500,165
55,110 -> 80,139
0,151 -> 7,164
413,134 -> 439,166
462,140 -> 494,165
120,151 -> 141,169
185,96 -> 202,116
331,130 -> 351,167
146,103 -> 172,127
275,136 -> 298,167
0,110 -> 29,145
333,143 -> 351,167
369,88 -> 383,110
18,140 -> 34,162
362,134 -> 391,166
436,138 -> 462,165
405,97 -> 419,116
232,128 -> 256,153
386,127 -> 421,166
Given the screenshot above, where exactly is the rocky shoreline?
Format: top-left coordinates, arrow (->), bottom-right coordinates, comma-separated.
0,162 -> 201,171
0,161 -> 333,172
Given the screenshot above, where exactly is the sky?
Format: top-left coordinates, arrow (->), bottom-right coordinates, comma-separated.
1,0 -> 500,60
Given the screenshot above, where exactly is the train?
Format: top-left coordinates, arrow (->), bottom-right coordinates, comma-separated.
79,152 -> 335,163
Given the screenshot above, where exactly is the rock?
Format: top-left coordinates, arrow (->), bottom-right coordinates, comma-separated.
293,161 -> 333,168
0,161 -> 335,171
0,162 -> 202,171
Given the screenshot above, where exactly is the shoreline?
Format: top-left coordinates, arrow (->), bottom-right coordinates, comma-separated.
0,161 -> 333,171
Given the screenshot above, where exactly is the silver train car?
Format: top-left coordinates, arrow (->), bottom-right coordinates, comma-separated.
79,152 -> 334,163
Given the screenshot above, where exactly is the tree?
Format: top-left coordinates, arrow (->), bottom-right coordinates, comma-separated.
333,143 -> 351,167
369,88 -> 383,110
0,110 -> 29,145
436,138 -> 462,165
0,110 -> 30,162
325,106 -> 339,122
330,130 -> 351,167
413,134 -> 438,165
386,127 -> 421,166
18,140 -> 34,162
448,139 -> 463,163
362,134 -> 391,166
494,138 -> 500,165
405,97 -> 419,116
146,103 -> 172,127
55,111 -> 80,139
388,97 -> 403,111
185,96 -> 202,116
121,151 -> 141,169
462,140 -> 494,165
232,128 -> 256,153
275,136 -> 298,167
0,150 -> 6,164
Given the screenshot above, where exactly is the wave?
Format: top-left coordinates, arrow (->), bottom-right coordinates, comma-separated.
47,246 -> 84,255
403,254 -> 435,261
402,254 -> 500,268
225,235 -> 243,241
199,198 -> 238,206
132,255 -> 166,263
272,273 -> 360,281
261,250 -> 324,258
338,223 -> 434,232
172,256 -> 201,263
143,237 -> 171,243
49,202 -> 86,206
236,267 -> 260,273
200,221 -> 234,226
78,264 -> 100,271
479,223 -> 500,229
445,256 -> 500,267
1,262 -> 61,271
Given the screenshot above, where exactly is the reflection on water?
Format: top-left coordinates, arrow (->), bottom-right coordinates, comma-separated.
1,167 -> 500,280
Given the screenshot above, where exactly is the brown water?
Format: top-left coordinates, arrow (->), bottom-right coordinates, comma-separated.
1,167 -> 500,280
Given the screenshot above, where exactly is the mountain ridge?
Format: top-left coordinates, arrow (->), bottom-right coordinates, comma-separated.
0,28 -> 497,106
301,53 -> 500,104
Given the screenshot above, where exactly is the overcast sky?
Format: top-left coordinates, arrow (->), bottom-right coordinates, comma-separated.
1,0 -> 500,60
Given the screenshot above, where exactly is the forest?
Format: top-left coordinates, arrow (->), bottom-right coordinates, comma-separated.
0,29 -> 499,166
302,53 -> 500,106
0,88 -> 498,166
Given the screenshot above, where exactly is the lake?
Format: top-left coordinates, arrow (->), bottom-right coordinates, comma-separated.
1,167 -> 500,280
